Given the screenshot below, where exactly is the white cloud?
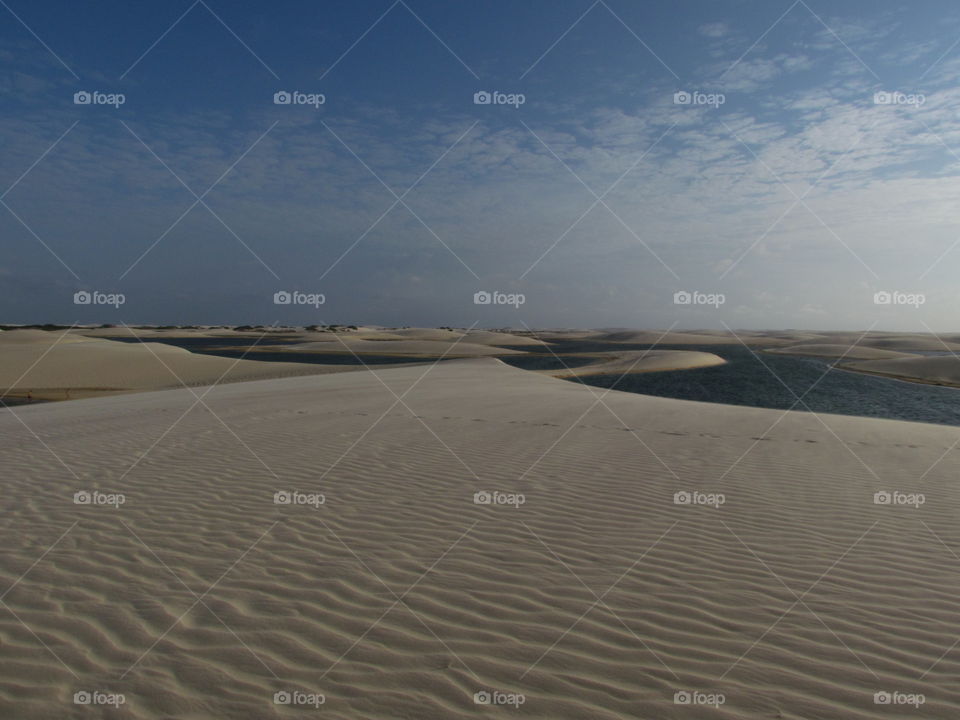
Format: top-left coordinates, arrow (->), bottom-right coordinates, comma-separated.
698,22 -> 730,38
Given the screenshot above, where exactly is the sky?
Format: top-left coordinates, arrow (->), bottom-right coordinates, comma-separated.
2,0 -> 960,330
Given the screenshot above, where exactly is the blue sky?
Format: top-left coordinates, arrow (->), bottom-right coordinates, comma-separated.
3,0 -> 960,329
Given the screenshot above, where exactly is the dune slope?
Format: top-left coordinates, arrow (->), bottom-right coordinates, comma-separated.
0,330 -> 353,401
842,355 -> 960,387
1,359 -> 959,718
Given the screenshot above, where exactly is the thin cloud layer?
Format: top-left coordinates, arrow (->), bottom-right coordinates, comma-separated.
2,0 -> 960,329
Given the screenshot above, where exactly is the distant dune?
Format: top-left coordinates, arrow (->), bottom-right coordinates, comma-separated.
766,344 -> 918,360
592,330 -> 764,345
763,336 -> 960,387
841,355 -> 960,388
274,338 -> 524,356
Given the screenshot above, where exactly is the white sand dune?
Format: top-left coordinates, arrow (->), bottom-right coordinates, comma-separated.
272,338 -> 524,356
77,327 -> 542,353
594,330 -> 744,345
550,350 -> 726,377
462,330 -> 546,347
842,355 -> 960,387
338,328 -> 544,348
386,327 -> 464,341
752,332 -> 960,356
0,330 -> 352,401
852,336 -> 960,353
75,327 -> 221,339
766,344 -> 919,360
588,330 -> 792,346
529,329 -> 604,342
3,358 -> 960,718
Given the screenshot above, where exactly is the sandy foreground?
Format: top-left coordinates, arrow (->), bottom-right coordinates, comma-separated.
2,357 -> 960,719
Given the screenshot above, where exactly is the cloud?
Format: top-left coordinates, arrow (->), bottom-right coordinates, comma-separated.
6,7 -> 960,330
698,22 -> 730,38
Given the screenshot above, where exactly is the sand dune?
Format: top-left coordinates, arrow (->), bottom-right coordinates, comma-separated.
73,326 -> 542,352
766,344 -> 918,360
823,335 -> 960,353
594,330 -> 750,345
527,329 -> 604,342
75,327 -> 222,339
841,355 -> 960,387
575,330 -> 796,346
3,358 -> 960,718
462,330 -> 546,347
383,327 -> 465,341
0,329 -> 352,401
270,338 -> 524,357
549,350 -> 726,377
57,327 -> 960,356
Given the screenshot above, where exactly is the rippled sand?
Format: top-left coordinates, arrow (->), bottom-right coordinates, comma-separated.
3,357 -> 960,717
